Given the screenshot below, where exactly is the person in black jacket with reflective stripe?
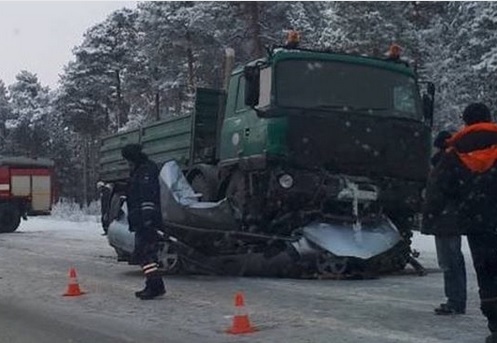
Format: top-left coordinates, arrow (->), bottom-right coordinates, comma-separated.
423,103 -> 497,343
121,144 -> 165,300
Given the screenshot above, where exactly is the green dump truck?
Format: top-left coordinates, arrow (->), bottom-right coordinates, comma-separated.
100,45 -> 434,278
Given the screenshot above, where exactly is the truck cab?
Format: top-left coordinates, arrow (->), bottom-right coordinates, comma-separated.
216,47 -> 433,228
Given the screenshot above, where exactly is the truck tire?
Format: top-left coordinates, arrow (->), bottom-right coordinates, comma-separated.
0,203 -> 21,233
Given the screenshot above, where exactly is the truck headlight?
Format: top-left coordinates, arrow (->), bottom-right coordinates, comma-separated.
278,174 -> 294,189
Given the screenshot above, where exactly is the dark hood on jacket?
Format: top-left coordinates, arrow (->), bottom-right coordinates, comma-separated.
121,144 -> 147,164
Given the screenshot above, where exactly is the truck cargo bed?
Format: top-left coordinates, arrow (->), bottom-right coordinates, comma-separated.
99,115 -> 192,182
99,88 -> 225,183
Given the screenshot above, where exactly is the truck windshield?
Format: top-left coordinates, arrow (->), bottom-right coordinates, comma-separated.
275,59 -> 422,120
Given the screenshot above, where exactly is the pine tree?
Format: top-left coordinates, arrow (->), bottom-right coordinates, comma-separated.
6,71 -> 51,157
0,80 -> 11,150
24,1 -> 497,204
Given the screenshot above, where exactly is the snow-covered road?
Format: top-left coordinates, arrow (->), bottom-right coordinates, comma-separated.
0,217 -> 487,343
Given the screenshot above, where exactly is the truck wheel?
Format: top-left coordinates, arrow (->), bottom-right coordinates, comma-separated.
0,204 -> 21,233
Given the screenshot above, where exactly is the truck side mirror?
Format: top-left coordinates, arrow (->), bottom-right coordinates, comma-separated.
244,66 -> 260,107
422,82 -> 435,126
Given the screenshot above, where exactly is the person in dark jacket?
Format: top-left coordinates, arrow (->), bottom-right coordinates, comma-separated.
431,130 -> 453,166
430,130 -> 467,315
422,103 -> 497,342
121,143 -> 165,300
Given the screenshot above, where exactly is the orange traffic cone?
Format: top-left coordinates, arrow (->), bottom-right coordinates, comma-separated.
63,267 -> 85,296
226,292 -> 256,334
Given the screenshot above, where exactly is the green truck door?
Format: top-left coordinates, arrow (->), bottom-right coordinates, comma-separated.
219,74 -> 268,162
220,74 -> 246,162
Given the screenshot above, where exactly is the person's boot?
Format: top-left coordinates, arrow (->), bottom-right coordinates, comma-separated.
486,332 -> 497,343
134,279 -> 150,298
434,303 -> 465,315
137,276 -> 166,300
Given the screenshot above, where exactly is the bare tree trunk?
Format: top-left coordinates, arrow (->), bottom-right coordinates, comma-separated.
411,2 -> 422,74
88,136 -> 99,203
82,136 -> 88,207
155,92 -> 160,121
185,31 -> 196,93
115,70 -> 121,128
223,48 -> 236,91
247,2 -> 264,58
115,69 -> 127,128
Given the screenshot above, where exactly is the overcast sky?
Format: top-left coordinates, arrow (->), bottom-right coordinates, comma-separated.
0,1 -> 137,89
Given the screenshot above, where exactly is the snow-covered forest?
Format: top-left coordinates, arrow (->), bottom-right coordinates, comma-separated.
0,1 -> 495,204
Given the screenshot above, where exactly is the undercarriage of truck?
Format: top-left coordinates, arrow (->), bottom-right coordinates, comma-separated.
106,160 -> 425,279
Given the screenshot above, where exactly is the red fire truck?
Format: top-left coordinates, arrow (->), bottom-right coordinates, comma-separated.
0,156 -> 55,233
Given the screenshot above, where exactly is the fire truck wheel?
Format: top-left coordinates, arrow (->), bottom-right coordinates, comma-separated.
0,203 -> 21,233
